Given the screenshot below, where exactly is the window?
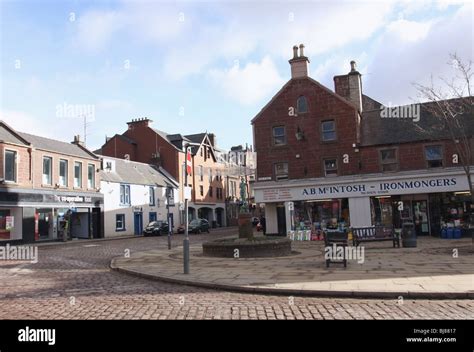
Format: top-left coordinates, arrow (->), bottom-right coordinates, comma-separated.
4,150 -> 16,182
273,126 -> 286,146
324,159 -> 338,176
321,120 -> 336,141
116,214 -> 125,231
42,156 -> 52,185
275,162 -> 289,181
425,145 -> 443,168
120,184 -> 131,205
149,186 -> 155,206
297,96 -> 308,114
59,159 -> 68,187
209,168 -> 213,182
74,162 -> 82,188
380,149 -> 398,172
199,165 -> 203,181
200,185 -> 204,196
209,186 -> 213,197
87,164 -> 95,188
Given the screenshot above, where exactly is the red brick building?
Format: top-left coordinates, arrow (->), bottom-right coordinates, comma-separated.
252,45 -> 474,237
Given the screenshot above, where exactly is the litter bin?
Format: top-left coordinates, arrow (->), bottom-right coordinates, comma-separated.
402,222 -> 417,248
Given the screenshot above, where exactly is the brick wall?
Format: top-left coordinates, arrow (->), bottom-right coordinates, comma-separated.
0,143 -> 32,188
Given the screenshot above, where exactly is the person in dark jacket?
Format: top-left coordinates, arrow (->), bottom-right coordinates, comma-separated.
259,215 -> 266,235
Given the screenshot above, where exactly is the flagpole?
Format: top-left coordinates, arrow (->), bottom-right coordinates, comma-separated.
183,145 -> 190,274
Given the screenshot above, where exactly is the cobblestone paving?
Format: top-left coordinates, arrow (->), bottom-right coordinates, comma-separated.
0,230 -> 473,320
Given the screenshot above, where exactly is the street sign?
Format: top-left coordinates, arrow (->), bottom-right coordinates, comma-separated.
166,188 -> 175,207
184,186 -> 192,200
186,148 -> 192,175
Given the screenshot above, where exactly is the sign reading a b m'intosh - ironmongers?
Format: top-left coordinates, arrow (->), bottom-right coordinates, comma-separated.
255,174 -> 470,203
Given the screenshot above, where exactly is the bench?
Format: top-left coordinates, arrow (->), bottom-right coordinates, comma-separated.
324,230 -> 349,268
351,226 -> 400,248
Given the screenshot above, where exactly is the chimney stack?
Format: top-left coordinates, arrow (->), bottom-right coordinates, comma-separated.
72,135 -> 84,146
127,117 -> 153,129
333,60 -> 363,112
289,44 -> 309,79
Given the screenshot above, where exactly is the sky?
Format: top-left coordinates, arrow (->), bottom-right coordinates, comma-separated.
0,0 -> 472,152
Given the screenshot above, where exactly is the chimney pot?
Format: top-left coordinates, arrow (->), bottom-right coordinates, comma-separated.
299,44 -> 305,57
292,45 -> 298,58
350,60 -> 357,72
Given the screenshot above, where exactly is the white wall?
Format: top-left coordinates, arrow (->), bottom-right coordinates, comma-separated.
265,203 -> 278,235
101,181 -> 179,237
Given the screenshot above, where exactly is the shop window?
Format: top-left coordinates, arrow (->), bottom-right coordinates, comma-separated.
42,156 -> 52,185
59,159 -> 68,187
74,162 -> 82,188
116,214 -> 126,231
273,126 -> 286,146
380,148 -> 398,172
4,150 -> 17,182
324,159 -> 338,176
120,184 -> 131,205
0,209 -> 11,240
321,120 -> 336,141
200,185 -> 204,196
87,164 -> 95,189
149,186 -> 155,206
296,96 -> 308,114
425,145 -> 443,168
275,162 -> 289,181
292,199 -> 350,232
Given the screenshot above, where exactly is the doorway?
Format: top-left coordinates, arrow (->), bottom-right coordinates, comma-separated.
134,212 -> 143,235
276,205 -> 287,236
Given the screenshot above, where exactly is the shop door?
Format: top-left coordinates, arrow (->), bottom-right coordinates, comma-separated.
134,212 -> 143,235
413,200 -> 430,236
276,206 -> 287,236
91,208 -> 102,239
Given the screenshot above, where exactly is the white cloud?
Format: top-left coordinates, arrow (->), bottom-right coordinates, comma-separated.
386,19 -> 433,42
208,57 -> 285,105
0,110 -> 53,137
76,11 -> 125,52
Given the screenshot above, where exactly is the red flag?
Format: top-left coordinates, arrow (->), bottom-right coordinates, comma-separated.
186,148 -> 192,176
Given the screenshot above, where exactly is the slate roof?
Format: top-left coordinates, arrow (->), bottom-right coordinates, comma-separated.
100,157 -> 178,187
17,132 -> 97,159
0,122 -> 29,145
360,100 -> 474,146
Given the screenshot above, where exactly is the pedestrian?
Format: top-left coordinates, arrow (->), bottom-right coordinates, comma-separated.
260,215 -> 266,235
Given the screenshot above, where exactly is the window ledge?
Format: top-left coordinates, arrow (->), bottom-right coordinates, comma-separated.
41,184 -> 54,188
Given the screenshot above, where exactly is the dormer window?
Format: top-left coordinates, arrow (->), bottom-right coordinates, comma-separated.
297,96 -> 308,114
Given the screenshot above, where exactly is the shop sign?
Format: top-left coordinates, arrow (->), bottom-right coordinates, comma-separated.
54,195 -> 92,203
255,174 -> 470,202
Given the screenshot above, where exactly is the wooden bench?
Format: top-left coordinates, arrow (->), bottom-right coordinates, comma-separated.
324,230 -> 349,268
351,226 -> 400,248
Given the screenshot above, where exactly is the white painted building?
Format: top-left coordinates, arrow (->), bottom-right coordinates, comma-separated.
100,157 -> 179,237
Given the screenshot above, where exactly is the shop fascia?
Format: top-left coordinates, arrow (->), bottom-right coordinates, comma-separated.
53,195 -> 92,204
255,170 -> 471,203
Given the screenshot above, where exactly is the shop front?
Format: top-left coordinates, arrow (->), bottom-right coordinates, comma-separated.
0,189 -> 103,244
254,169 -> 473,237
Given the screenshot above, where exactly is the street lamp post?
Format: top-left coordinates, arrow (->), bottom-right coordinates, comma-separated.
183,145 -> 191,274
166,187 -> 172,250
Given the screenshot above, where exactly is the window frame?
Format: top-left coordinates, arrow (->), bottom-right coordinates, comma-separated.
87,163 -> 95,189
296,96 -> 308,114
321,120 -> 337,142
149,186 -> 155,206
323,158 -> 338,177
59,159 -> 68,187
424,144 -> 444,168
379,147 -> 399,172
116,214 -> 126,231
120,184 -> 131,205
42,156 -> 53,186
4,149 -> 17,183
272,126 -> 287,146
274,162 -> 289,181
74,161 -> 82,188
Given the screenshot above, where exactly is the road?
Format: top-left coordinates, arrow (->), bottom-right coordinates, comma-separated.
0,228 -> 472,320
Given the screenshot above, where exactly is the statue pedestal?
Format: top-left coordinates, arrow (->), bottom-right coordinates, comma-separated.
238,212 -> 253,239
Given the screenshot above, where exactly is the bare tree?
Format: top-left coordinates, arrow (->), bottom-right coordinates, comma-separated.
413,54 -> 474,239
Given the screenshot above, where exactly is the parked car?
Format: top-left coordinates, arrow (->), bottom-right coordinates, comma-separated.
143,221 -> 169,236
177,218 -> 211,234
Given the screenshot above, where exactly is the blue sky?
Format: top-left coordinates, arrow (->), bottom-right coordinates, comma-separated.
0,0 -> 472,151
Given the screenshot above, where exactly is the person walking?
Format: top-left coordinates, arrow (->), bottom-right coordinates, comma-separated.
259,215 -> 266,235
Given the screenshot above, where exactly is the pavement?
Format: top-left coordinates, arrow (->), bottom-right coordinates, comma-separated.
111,235 -> 474,299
